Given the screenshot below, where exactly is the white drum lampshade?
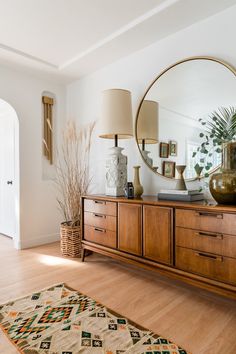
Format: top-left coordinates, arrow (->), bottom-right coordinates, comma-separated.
99,89 -> 133,142
99,89 -> 133,196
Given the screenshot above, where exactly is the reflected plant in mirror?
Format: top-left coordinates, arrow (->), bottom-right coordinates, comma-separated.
193,106 -> 236,177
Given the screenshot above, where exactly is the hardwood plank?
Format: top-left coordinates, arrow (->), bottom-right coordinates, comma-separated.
1,235 -> 236,354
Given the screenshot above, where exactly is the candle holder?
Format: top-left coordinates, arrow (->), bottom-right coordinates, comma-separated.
175,165 -> 187,190
194,165 -> 204,180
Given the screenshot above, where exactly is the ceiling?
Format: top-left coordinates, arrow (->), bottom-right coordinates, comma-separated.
0,0 -> 235,83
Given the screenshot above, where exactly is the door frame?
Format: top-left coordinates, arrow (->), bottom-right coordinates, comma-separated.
0,99 -> 20,249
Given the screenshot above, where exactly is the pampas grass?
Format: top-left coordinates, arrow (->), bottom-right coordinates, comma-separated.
55,121 -> 95,227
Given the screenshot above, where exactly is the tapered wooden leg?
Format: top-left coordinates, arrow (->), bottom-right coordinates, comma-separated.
81,247 -> 85,262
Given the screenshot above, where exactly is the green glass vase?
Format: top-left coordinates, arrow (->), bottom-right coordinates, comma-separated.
209,142 -> 236,204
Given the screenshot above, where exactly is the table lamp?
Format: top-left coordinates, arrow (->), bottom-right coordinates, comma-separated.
99,89 -> 133,196
137,100 -> 158,166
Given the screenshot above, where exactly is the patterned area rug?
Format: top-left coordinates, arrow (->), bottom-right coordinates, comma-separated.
0,283 -> 189,354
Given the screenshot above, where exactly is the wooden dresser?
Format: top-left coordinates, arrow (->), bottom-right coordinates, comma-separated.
82,195 -> 236,299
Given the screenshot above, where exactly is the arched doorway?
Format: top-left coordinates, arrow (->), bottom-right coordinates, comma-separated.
0,99 -> 19,248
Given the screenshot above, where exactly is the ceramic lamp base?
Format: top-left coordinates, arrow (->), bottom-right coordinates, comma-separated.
105,147 -> 127,196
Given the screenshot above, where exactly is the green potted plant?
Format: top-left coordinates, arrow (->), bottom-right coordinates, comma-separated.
55,121 -> 95,257
193,107 -> 236,203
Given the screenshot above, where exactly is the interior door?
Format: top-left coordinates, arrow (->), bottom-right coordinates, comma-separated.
0,115 -> 16,238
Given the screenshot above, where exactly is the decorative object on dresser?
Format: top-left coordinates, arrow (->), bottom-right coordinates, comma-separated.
99,89 -> 133,197
175,165 -> 187,190
124,182 -> 134,199
82,195 -> 236,299
158,189 -> 204,201
137,100 -> 158,167
210,141 -> 236,204
55,121 -> 95,257
0,283 -> 189,354
133,166 -> 143,198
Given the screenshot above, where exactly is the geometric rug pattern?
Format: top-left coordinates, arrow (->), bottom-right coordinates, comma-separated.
0,284 -> 189,353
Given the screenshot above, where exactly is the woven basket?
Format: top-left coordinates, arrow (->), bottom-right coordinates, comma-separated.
60,222 -> 81,258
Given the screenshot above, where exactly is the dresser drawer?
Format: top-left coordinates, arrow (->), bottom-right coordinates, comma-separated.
84,212 -> 116,232
176,246 -> 236,285
84,225 -> 116,248
84,199 -> 117,216
176,209 -> 236,235
176,227 -> 236,258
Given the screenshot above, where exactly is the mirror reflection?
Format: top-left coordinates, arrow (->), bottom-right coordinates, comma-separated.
136,58 -> 236,180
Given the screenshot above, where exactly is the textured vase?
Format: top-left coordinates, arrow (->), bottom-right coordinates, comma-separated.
175,165 -> 187,190
133,166 -> 143,198
105,147 -> 127,196
209,142 -> 236,204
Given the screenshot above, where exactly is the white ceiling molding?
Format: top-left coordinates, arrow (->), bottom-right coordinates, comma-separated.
0,42 -> 57,68
59,0 -> 179,70
0,0 -> 235,82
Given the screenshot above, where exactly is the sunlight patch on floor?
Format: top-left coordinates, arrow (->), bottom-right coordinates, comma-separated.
38,254 -> 81,266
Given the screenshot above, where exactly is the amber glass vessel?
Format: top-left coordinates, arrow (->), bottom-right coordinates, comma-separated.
209,142 -> 236,204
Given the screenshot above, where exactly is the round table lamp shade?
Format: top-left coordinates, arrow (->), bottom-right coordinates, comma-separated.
99,89 -> 133,139
137,100 -> 159,144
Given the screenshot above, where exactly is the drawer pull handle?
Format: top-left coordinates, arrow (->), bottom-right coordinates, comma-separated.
196,231 -> 223,240
94,227 -> 106,233
94,200 -> 106,205
195,251 -> 223,262
195,211 -> 223,219
93,213 -> 106,218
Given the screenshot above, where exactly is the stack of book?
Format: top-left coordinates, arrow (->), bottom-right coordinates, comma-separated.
158,189 -> 204,201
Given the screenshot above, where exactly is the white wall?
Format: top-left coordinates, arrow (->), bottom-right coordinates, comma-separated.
0,65 -> 66,249
66,5 -> 236,195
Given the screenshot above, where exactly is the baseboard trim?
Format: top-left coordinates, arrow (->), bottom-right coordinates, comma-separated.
18,233 -> 60,249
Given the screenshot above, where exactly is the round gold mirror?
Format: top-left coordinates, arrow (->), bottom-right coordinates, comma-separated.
135,57 -> 236,180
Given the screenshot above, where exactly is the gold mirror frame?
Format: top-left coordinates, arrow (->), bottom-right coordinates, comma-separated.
135,56 -> 236,180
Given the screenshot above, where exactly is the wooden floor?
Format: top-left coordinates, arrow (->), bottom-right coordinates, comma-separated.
1,235 -> 236,353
